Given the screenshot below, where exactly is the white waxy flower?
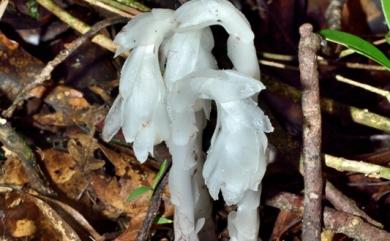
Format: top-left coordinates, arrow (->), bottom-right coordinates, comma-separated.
204,99 -> 273,204
102,9 -> 176,162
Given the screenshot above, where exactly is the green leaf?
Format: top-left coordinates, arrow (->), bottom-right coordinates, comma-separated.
127,186 -> 152,201
151,159 -> 169,190
155,216 -> 173,225
26,0 -> 39,19
320,29 -> 390,71
381,0 -> 390,29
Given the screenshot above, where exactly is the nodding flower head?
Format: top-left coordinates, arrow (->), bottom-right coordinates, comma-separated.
102,9 -> 176,162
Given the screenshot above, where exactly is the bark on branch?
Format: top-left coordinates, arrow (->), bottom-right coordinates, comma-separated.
298,23 -> 323,241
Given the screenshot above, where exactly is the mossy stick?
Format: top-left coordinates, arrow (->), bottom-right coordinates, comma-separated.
325,154 -> 390,180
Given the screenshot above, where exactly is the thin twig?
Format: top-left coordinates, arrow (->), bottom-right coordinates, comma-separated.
0,118 -> 55,195
298,23 -> 323,241
324,181 -> 383,228
136,169 -> 170,241
36,0 -> 118,52
0,0 -> 8,20
2,17 -> 127,118
260,57 -> 389,72
265,192 -> 390,241
325,154 -> 390,180
335,75 -> 390,102
98,0 -> 143,15
261,74 -> 390,133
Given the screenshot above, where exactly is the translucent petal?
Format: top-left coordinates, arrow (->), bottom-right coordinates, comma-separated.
102,95 -> 124,142
163,28 -> 216,90
133,123 -> 155,163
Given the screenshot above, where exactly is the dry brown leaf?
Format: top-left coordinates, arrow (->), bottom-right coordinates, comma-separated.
98,144 -> 133,177
39,149 -> 89,199
0,191 -> 72,241
45,86 -> 90,112
0,147 -> 28,186
67,133 -> 105,171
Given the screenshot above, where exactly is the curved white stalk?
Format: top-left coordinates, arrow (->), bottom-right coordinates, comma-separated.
175,0 -> 253,41
114,9 -> 176,56
175,0 -> 260,79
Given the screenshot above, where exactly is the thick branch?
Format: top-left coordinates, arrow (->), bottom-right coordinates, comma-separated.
298,23 -> 323,241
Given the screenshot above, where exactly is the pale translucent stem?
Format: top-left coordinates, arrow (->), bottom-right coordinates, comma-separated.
228,187 -> 261,241
168,141 -> 199,241
192,117 -> 217,240
193,158 -> 217,241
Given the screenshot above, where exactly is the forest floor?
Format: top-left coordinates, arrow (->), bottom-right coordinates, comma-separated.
0,0 -> 389,240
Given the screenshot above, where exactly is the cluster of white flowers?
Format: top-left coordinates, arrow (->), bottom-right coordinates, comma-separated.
102,1 -> 273,240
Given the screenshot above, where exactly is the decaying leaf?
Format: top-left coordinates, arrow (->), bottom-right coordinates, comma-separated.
39,148 -> 89,199
0,147 -> 29,186
0,32 -> 46,102
0,190 -> 81,240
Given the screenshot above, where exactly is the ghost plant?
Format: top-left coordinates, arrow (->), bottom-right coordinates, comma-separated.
102,1 -> 273,241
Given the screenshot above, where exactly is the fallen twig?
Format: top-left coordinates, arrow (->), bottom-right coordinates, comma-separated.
82,0 -> 134,18
324,181 -> 383,228
335,75 -> 390,102
266,192 -> 390,241
2,17 -> 127,118
325,154 -> 390,180
135,165 -> 170,241
298,23 -> 323,241
0,0 -> 8,20
0,118 -> 54,195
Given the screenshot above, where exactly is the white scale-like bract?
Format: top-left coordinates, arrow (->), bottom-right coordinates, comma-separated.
102,1 -> 273,241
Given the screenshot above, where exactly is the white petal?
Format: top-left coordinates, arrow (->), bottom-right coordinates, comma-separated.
102,95 -> 124,142
164,28 -> 216,90
133,124 -> 155,163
